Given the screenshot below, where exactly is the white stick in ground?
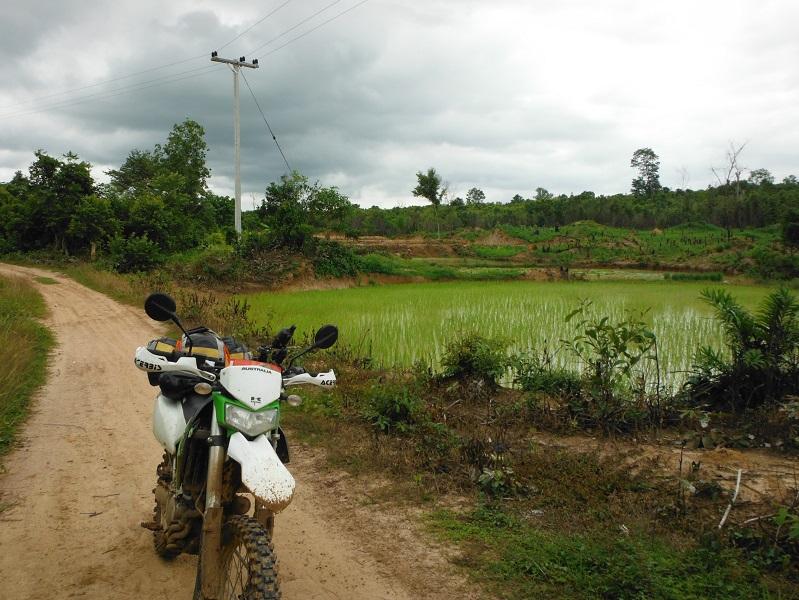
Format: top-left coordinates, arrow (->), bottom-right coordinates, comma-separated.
718,469 -> 743,530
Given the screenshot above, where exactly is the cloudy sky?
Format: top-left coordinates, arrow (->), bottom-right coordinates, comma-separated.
0,0 -> 796,208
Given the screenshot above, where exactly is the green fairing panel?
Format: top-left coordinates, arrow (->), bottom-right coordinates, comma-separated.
213,391 -> 280,433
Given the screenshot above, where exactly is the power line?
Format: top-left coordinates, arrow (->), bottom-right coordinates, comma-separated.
258,0 -> 370,58
0,55 -> 207,111
246,0 -> 344,55
0,0 -> 371,121
0,68 -> 218,122
0,0 -> 294,111
0,65 -> 217,121
240,70 -> 292,173
217,0 -> 293,51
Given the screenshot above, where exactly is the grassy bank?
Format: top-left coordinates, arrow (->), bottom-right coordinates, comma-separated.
0,275 -> 53,456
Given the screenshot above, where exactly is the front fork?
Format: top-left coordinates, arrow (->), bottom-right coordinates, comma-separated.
200,404 -> 226,599
199,408 -> 278,599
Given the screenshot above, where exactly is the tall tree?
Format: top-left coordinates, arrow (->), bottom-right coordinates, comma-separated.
67,195 -> 119,258
466,187 -> 486,205
106,149 -> 161,193
412,168 -> 447,236
28,151 -> 94,253
159,118 -> 210,198
630,148 -> 661,199
749,168 -> 774,186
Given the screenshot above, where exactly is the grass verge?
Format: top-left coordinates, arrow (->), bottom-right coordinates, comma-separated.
429,505 -> 776,600
0,275 -> 54,456
284,366 -> 799,599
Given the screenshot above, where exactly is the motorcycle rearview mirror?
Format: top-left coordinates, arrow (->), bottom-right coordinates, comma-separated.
313,325 -> 338,350
144,293 -> 177,322
286,324 -> 339,368
144,292 -> 193,354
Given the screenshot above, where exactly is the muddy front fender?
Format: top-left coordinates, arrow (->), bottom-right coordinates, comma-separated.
226,432 -> 295,513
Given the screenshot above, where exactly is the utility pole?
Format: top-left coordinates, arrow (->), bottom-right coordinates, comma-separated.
211,51 -> 259,235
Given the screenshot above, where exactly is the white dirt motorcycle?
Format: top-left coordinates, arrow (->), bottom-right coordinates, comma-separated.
135,292 -> 337,599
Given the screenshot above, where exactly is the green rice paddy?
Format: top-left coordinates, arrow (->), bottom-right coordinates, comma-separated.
245,280 -> 775,389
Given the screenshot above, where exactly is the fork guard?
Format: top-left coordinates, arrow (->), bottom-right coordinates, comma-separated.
226,432 -> 296,513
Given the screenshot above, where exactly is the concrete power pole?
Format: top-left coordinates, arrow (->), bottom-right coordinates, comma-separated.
211,52 -> 259,235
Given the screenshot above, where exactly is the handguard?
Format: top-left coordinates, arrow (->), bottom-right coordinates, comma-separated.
283,369 -> 336,388
134,346 -> 216,381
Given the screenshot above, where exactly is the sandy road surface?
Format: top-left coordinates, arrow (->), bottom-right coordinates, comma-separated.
0,264 -> 468,600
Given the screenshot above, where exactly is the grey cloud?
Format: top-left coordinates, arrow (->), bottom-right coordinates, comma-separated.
1,1 -> 798,208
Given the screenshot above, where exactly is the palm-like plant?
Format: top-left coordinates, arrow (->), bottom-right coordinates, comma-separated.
685,288 -> 799,411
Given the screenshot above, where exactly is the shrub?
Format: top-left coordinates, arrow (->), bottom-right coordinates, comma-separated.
749,246 -> 799,279
514,352 -> 582,399
562,302 -> 656,431
361,383 -> 424,434
236,229 -> 273,258
684,287 -> 799,411
356,253 -> 402,275
109,234 -> 164,273
477,462 -> 526,497
178,243 -> 242,283
440,333 -> 512,388
308,239 -> 360,277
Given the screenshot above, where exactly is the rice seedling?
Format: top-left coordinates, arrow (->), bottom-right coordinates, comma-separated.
245,279 -> 774,388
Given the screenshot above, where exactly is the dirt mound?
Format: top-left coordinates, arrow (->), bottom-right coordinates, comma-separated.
475,229 -> 526,246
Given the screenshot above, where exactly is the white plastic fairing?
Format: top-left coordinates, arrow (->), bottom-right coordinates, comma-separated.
220,365 -> 282,410
283,370 -> 337,388
226,432 -> 295,513
134,346 -> 216,381
153,393 -> 187,454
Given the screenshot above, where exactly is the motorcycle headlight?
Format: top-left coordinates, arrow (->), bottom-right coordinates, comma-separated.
224,404 -> 278,437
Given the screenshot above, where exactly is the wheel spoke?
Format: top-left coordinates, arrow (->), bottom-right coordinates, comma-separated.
221,540 -> 250,599
213,517 -> 277,600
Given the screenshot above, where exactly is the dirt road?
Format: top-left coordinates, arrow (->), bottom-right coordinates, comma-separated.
0,264 -> 471,600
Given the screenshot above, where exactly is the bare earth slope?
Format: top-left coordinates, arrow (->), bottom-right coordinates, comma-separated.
0,264 -> 472,600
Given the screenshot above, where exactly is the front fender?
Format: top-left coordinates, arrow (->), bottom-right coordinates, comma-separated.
226,432 -> 295,513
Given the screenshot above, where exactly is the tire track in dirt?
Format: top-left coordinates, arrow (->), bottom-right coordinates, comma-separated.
0,264 -> 469,600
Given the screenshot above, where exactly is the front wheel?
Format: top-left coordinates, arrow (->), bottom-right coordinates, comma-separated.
194,516 -> 280,600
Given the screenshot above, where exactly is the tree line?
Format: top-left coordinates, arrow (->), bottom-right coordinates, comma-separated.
345,149 -> 798,237
1,121 -> 798,273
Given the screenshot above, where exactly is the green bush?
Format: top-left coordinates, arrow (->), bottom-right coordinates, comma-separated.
309,239 -> 360,277
562,302 -> 656,431
361,383 -> 424,434
684,287 -> 799,411
514,353 -> 582,399
109,234 -> 164,273
441,333 -> 512,388
750,246 -> 799,279
177,243 -> 241,283
356,253 -> 401,275
236,229 -> 273,258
